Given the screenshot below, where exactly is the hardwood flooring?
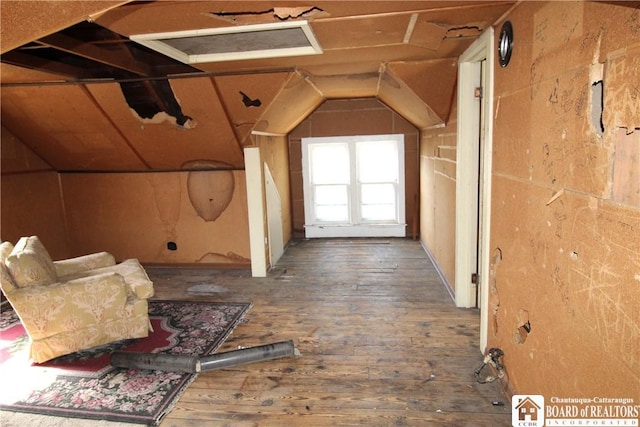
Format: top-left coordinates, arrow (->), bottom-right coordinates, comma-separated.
148,238 -> 511,426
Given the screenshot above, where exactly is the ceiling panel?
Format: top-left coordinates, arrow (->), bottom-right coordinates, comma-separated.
86,79 -> 244,169
0,0 -> 128,54
387,59 -> 459,123
312,14 -> 411,49
1,0 -> 517,172
1,85 -> 148,170
213,72 -> 292,144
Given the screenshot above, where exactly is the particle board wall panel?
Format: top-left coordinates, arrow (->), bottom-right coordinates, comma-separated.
254,133 -> 293,247
0,1 -> 127,53
312,14 -> 411,49
213,72 -> 293,145
491,87 -> 533,181
95,1 -> 232,35
0,85 -> 147,170
1,172 -> 69,259
378,67 -> 443,129
604,46 -> 640,131
419,154 -> 436,249
0,63 -> 67,84
310,103 -> 393,136
586,2 -> 640,61
612,128 -> 640,207
61,171 -> 250,265
387,59 -> 457,124
420,111 -> 458,293
308,73 -> 379,99
408,20 -> 448,51
169,77 -> 245,166
86,78 -> 243,169
489,175 -> 640,399
528,67 -> 610,196
433,172 -> 456,289
416,3 -> 514,28
0,126 -> 51,173
254,73 -> 324,135
490,0 -> 640,405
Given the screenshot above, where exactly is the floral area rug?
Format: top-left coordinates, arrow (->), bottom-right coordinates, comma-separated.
0,300 -> 251,425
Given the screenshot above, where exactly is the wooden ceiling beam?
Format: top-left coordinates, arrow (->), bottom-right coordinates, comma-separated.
1,50 -> 89,79
38,32 -> 153,76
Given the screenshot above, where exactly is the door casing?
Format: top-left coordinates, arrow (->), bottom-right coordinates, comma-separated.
455,28 -> 494,352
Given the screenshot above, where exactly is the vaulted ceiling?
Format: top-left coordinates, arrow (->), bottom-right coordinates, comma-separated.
1,1 -> 515,171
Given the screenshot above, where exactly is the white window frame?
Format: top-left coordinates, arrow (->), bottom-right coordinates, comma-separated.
302,134 -> 406,238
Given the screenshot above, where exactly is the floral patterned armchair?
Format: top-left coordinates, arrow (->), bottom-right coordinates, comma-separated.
0,236 -> 154,363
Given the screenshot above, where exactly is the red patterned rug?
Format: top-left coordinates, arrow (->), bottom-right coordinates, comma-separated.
0,300 -> 251,425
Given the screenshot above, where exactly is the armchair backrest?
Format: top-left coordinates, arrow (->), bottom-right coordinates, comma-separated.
4,236 -> 58,289
0,241 -> 17,293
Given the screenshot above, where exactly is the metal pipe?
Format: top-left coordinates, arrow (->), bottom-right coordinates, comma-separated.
200,340 -> 297,372
110,352 -> 200,373
110,340 -> 298,373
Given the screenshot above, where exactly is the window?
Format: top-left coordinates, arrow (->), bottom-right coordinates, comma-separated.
302,134 -> 405,238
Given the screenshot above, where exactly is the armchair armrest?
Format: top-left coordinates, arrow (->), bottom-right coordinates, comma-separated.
8,272 -> 129,340
53,251 -> 116,277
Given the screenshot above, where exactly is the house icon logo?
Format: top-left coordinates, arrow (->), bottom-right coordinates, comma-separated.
512,395 -> 544,427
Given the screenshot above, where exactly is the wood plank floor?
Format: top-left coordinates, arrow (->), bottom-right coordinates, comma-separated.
149,238 -> 511,426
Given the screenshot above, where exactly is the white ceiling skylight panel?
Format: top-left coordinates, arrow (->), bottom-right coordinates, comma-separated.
130,21 -> 323,64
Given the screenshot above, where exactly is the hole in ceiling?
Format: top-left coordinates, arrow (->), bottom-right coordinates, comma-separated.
0,21 -> 197,81
120,80 -> 193,128
239,91 -> 262,107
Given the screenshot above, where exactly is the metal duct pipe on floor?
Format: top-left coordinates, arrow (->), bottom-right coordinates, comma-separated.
110,340 -> 299,373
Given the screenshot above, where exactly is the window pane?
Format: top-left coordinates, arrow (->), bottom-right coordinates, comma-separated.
310,143 -> 349,184
357,141 -> 398,183
361,204 -> 396,221
315,185 -> 347,205
316,205 -> 348,221
361,183 -> 396,221
314,185 -> 348,221
361,183 -> 394,204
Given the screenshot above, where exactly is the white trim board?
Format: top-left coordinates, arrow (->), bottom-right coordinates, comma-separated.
455,28 -> 495,353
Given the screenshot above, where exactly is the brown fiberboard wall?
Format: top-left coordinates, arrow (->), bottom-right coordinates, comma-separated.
253,133 -> 293,249
490,1 -> 639,402
0,127 -> 69,258
420,104 -> 458,294
60,170 -> 250,265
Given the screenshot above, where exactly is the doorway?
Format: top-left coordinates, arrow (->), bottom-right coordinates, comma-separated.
456,28 -> 494,352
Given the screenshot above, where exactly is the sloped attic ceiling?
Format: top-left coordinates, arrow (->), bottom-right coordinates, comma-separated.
0,1 -> 515,172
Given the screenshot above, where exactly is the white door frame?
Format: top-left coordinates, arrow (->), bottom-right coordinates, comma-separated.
455,28 -> 494,352
244,147 -> 267,277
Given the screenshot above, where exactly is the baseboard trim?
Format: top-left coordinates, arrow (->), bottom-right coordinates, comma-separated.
419,240 -> 455,304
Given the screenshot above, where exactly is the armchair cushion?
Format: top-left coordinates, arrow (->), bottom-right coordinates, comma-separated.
58,258 -> 154,299
5,236 -> 57,287
53,251 -> 116,277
